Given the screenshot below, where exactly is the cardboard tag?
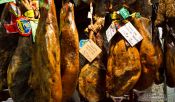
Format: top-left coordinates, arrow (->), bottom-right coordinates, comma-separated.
79,39 -> 102,62
118,22 -> 143,46
119,7 -> 130,19
30,19 -> 38,42
106,22 -> 117,42
0,0 -> 15,4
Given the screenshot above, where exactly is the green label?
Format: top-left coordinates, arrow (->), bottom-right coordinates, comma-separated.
119,7 -> 130,19
0,0 -> 15,4
135,12 -> 141,18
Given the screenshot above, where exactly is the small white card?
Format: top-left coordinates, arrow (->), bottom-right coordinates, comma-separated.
106,22 -> 117,42
79,39 -> 102,62
88,11 -> 92,19
30,20 -> 38,43
118,22 -> 143,46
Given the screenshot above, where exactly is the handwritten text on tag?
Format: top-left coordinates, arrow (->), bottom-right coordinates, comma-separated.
118,22 -> 143,46
79,39 -> 102,62
106,22 -> 117,42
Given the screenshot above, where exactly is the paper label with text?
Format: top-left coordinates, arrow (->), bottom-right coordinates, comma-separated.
79,39 -> 102,62
106,22 -> 117,42
118,22 -> 143,46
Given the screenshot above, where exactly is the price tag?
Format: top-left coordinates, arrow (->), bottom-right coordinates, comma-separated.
106,22 -> 117,42
118,22 -> 143,46
119,7 -> 130,19
79,39 -> 102,62
0,0 -> 15,4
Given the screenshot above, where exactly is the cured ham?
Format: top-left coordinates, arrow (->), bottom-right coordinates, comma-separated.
60,2 -> 79,102
29,0 -> 62,101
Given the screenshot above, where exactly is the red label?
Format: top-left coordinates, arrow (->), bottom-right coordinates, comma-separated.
4,23 -> 18,33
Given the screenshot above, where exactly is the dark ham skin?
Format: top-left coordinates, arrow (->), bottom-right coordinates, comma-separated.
7,36 -> 34,102
165,39 -> 175,87
152,28 -> 164,84
0,34 -> 18,91
60,2 -> 79,102
0,3 -> 19,91
29,0 -> 62,101
133,17 -> 157,90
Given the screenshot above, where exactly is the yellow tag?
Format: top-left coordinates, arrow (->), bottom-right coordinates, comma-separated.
110,11 -> 119,20
24,10 -> 35,18
17,20 -> 25,33
79,39 -> 102,62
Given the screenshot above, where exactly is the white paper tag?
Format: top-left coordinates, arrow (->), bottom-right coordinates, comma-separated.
118,22 -> 143,46
88,11 -> 92,19
30,20 -> 38,43
106,22 -> 117,42
79,39 -> 102,62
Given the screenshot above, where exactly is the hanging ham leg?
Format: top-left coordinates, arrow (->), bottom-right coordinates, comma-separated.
60,2 -> 79,102
78,17 -> 106,102
133,17 -> 157,90
29,0 -> 62,101
106,34 -> 141,96
0,4 -> 19,91
7,37 -> 34,102
0,34 -> 18,91
153,27 -> 164,84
